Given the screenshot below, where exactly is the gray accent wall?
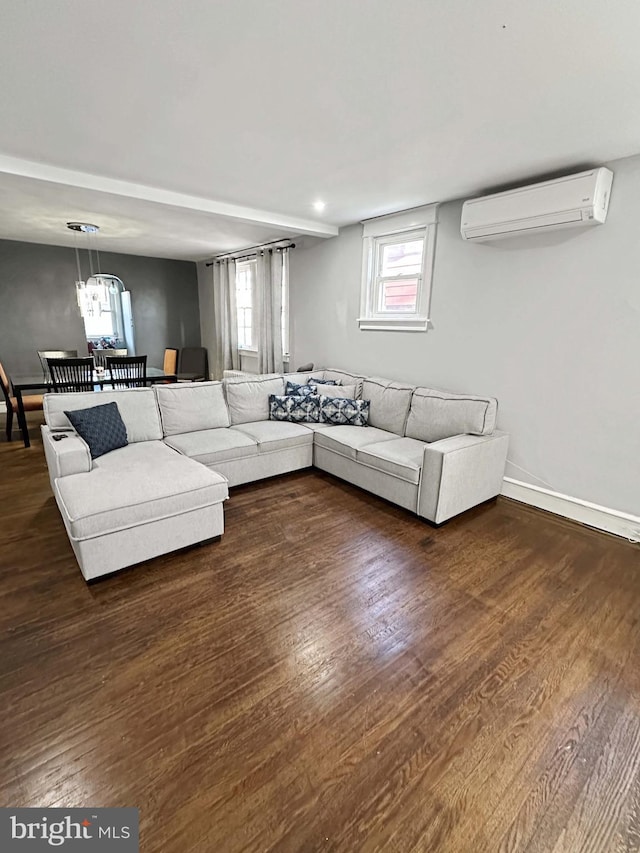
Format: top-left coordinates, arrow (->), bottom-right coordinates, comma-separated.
196,260 -> 215,378
0,240 -> 200,375
289,153 -> 640,517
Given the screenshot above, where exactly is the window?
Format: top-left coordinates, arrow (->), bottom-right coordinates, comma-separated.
236,259 -> 255,349
80,282 -> 121,338
359,204 -> 438,331
281,253 -> 289,358
235,255 -> 290,356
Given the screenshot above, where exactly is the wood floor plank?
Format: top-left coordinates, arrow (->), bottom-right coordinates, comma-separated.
1,416 -> 639,852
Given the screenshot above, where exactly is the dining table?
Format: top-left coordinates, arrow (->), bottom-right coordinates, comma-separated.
10,367 -> 182,448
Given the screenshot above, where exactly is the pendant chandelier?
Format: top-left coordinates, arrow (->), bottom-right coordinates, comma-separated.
67,222 -> 125,317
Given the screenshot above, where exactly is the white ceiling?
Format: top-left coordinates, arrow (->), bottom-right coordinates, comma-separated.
1,0 -> 640,261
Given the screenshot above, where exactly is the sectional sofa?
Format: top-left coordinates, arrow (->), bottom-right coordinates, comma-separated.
41,368 -> 509,580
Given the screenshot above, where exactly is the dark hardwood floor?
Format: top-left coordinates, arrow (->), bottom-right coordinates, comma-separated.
1,414 -> 639,852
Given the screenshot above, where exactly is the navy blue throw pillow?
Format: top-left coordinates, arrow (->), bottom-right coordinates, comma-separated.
64,401 -> 128,459
285,380 -> 317,396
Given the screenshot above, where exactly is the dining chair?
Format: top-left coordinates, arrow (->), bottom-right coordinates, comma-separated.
38,350 -> 78,383
48,357 -> 95,392
178,347 -> 208,381
106,355 -> 147,388
92,348 -> 128,369
0,359 -> 44,442
153,348 -> 179,385
163,348 -> 179,375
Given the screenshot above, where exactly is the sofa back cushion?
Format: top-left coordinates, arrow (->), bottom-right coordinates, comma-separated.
43,387 -> 163,443
282,372 -> 312,384
319,368 -> 366,397
362,377 -> 414,435
405,388 -> 498,442
154,381 -> 230,435
224,376 -> 285,424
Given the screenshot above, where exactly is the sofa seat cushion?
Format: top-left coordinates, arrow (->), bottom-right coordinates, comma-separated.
299,422 -> 334,432
230,420 -> 313,452
357,437 -> 427,484
56,441 -> 228,541
314,425 -> 397,460
164,428 -> 258,466
91,440 -> 178,471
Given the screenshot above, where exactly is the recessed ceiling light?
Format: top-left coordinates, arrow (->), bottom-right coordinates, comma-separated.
313,200 -> 326,212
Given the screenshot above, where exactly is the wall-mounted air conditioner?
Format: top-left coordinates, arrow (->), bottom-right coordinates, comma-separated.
461,167 -> 613,242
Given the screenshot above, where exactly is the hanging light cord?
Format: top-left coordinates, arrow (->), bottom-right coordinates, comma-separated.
88,230 -> 95,277
74,246 -> 82,282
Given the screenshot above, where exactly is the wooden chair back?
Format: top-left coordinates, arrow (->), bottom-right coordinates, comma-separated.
48,357 -> 95,392
106,355 -> 147,388
38,350 -> 78,382
163,348 -> 178,375
93,349 -> 128,368
0,359 -> 12,407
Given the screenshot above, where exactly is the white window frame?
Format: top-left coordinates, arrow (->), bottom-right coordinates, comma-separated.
236,258 -> 257,352
234,255 -> 290,357
281,253 -> 290,359
358,203 -> 438,331
80,282 -> 123,339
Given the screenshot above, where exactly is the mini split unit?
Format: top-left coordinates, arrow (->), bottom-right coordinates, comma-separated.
461,167 -> 613,241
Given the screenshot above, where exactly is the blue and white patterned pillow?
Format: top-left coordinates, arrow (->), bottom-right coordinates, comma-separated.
320,396 -> 370,427
285,380 -> 317,396
269,394 -> 320,423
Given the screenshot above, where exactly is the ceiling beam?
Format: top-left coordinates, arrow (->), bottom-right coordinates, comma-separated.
0,154 -> 339,239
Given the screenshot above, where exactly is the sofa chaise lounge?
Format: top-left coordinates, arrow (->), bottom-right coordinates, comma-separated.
41,367 -> 509,580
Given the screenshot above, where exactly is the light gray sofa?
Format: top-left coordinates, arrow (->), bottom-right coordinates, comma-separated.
41,368 -> 509,581
42,387 -> 229,581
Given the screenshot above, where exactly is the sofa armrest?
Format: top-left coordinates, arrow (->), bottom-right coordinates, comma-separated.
41,425 -> 92,485
418,430 -> 509,524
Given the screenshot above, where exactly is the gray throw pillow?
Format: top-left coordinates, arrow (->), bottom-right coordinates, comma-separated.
314,383 -> 357,399
64,401 -> 128,459
310,377 -> 339,385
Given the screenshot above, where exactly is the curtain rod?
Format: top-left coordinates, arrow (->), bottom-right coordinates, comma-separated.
205,239 -> 295,266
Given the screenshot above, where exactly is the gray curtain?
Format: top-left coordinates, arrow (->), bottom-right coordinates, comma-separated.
256,248 -> 286,374
212,258 -> 239,378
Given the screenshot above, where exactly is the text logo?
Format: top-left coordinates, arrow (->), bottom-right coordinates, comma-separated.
1,808 -> 138,851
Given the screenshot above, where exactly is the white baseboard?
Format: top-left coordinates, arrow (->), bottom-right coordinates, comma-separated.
501,477 -> 640,542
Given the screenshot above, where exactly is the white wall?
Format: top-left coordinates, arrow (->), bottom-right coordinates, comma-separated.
290,153 -> 640,517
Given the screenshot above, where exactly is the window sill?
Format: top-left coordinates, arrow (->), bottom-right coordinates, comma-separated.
357,316 -> 430,332
239,348 -> 290,358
